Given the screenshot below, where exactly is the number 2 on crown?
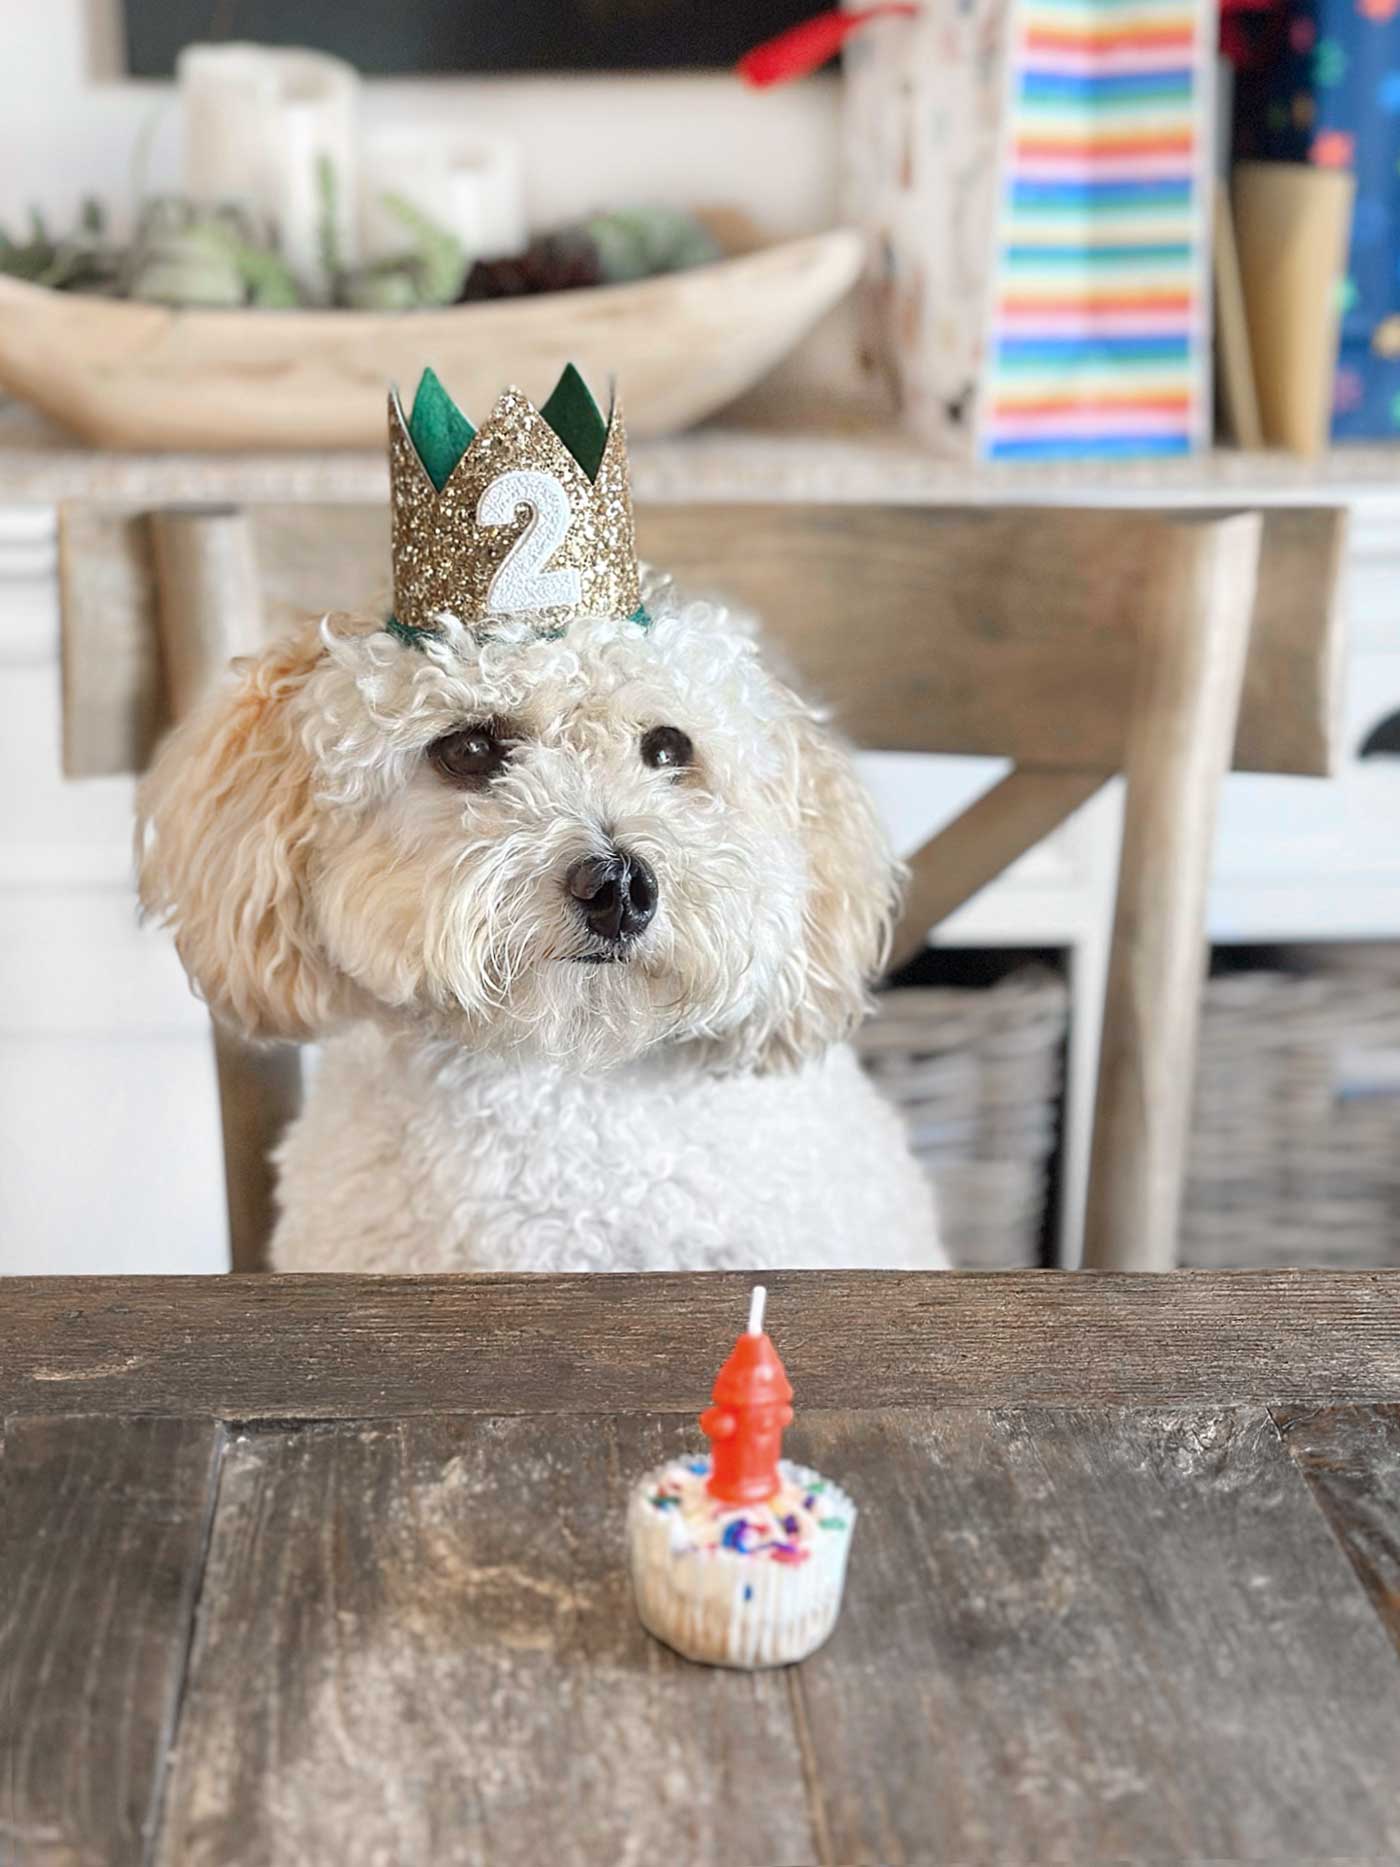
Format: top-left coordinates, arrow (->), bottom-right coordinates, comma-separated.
478,469 -> 582,615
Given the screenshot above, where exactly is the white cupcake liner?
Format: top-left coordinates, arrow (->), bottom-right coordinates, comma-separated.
628,1459 -> 856,1669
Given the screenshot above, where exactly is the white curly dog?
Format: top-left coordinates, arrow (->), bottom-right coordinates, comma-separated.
138,576 -> 944,1273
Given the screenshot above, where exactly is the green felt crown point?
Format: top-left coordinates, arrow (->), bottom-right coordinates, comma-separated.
539,362 -> 611,482
402,363 -> 613,491
408,366 -> 475,491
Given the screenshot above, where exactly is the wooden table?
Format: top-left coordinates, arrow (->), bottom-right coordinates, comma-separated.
6,1270 -> 1400,1866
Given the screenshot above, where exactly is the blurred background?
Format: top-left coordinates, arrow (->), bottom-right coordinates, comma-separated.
1,0 -> 1398,1277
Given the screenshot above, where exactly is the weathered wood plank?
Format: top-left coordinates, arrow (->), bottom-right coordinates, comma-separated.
58,500 -> 1344,780
788,1405 -> 1400,1864
246,504 -> 1342,780
647,504 -> 1344,778
5,1270 -> 1400,1420
0,1415 -> 223,1867
1273,1403 -> 1400,1660
155,1414 -> 816,1867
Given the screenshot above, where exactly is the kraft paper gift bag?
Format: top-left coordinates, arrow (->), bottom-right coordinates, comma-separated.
1236,0 -> 1400,440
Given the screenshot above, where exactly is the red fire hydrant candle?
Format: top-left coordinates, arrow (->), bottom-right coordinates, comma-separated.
628,1286 -> 857,1669
700,1286 -> 794,1505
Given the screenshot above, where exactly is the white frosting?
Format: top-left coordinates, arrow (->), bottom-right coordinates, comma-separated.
629,1456 -> 856,1669
643,1455 -> 848,1565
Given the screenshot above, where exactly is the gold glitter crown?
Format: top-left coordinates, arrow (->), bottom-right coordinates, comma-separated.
386,364 -> 643,640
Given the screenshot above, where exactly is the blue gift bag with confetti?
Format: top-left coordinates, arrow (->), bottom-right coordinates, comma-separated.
1239,0 -> 1400,438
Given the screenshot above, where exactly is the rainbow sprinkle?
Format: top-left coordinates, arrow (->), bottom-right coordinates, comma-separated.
644,1456 -> 851,1567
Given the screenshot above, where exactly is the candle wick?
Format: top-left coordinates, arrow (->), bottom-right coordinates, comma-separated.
747,1285 -> 767,1336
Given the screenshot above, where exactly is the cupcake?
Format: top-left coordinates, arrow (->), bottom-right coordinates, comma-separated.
628,1288 -> 857,1668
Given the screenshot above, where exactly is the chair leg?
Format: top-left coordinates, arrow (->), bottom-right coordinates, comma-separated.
212,1026 -> 302,1274
1081,516 -> 1262,1272
1060,912 -> 1115,1267
151,509 -> 296,1272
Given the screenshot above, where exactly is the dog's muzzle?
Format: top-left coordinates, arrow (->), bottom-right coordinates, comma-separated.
566,849 -> 658,951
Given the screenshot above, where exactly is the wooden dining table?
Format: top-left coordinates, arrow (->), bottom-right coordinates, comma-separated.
5,1268 -> 1400,1866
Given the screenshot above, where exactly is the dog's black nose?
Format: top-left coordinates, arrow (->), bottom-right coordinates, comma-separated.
566,850 -> 658,944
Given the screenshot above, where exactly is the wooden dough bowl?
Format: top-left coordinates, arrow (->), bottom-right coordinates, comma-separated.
0,230 -> 861,451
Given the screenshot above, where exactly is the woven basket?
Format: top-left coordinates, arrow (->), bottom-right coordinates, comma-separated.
855,970 -> 1068,1268
1182,969 -> 1400,1268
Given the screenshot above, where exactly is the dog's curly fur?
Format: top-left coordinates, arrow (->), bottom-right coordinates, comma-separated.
137,574 -> 944,1272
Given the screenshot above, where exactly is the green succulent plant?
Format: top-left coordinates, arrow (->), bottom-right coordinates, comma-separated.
0,174 -> 722,314
338,190 -> 469,310
0,199 -> 121,293
583,207 -> 723,285
314,154 -> 345,303
198,223 -> 301,308
127,198 -> 301,309
342,265 -> 422,311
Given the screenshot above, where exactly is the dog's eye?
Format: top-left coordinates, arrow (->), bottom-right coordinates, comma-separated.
428,725 -> 508,786
640,726 -> 694,772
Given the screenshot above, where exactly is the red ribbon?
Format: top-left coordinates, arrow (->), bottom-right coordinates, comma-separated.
1218,0 -> 1285,68
737,5 -> 920,88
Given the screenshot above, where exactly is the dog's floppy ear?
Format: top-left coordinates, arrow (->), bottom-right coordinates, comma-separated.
748,706 -> 901,1072
137,623 -> 341,1040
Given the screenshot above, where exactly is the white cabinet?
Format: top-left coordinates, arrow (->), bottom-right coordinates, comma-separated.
0,508 -> 227,1274
1211,519 -> 1400,941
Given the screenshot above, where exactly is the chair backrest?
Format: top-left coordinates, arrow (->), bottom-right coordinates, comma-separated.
61,502 -> 1345,780
644,504 -> 1345,779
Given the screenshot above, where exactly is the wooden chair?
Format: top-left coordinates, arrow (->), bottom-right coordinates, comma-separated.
59,499 -> 1346,1272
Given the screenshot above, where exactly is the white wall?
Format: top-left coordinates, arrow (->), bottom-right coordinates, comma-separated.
0,5 -> 842,241
0,509 -> 228,1272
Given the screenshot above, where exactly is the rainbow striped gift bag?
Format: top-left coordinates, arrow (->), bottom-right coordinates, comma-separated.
841,0 -> 1214,459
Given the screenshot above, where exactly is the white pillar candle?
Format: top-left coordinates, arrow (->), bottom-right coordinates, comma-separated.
179,43 -> 359,298
181,45 -> 275,217
449,137 -> 526,262
359,127 -> 525,269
